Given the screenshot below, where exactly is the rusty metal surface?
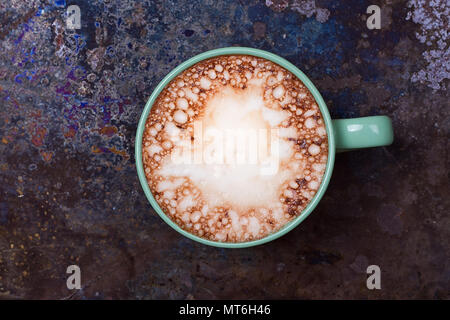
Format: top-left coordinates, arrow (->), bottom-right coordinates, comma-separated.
0,0 -> 448,299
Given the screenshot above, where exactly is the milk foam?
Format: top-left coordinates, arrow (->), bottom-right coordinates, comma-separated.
142,55 -> 328,242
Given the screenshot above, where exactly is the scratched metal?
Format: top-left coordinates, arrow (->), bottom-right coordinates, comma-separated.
0,0 -> 448,299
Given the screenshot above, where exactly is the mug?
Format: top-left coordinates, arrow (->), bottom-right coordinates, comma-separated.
135,47 -> 393,248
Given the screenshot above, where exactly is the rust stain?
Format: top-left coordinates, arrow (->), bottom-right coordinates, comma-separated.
39,150 -> 53,162
31,127 -> 47,147
91,145 -> 103,154
99,126 -> 118,137
109,147 -> 129,160
55,34 -> 64,52
63,127 -> 77,139
30,110 -> 42,119
90,145 -> 129,160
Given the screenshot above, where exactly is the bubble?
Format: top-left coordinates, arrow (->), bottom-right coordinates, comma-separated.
173,110 -> 187,124
208,69 -> 217,79
283,189 -> 294,198
176,98 -> 188,110
289,181 -> 299,189
308,180 -> 319,190
162,140 -> 172,150
308,144 -> 320,155
191,211 -> 201,223
200,77 -> 211,89
305,117 -> 316,129
273,85 -> 285,99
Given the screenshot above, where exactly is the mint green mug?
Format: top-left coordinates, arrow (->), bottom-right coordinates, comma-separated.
135,47 -> 393,248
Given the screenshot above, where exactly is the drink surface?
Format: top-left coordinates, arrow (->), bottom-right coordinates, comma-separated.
142,55 -> 328,242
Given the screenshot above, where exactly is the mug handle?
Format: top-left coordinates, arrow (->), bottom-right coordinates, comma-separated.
332,115 -> 393,152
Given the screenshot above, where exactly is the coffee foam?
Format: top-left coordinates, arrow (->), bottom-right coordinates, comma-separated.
142,55 -> 328,242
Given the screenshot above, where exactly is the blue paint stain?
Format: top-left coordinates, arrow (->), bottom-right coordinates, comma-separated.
54,0 -> 66,8
14,31 -> 25,44
80,101 -> 88,108
67,68 -> 77,80
73,34 -> 86,53
100,105 -> 111,124
35,8 -> 46,16
14,74 -> 23,84
65,56 -> 72,66
106,46 -> 115,57
14,71 -> 35,83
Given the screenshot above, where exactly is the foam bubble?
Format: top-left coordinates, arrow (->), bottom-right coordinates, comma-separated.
308,144 -> 320,155
305,117 -> 316,129
176,98 -> 189,110
147,144 -> 162,156
165,122 -> 180,136
273,85 -> 285,99
174,110 -> 188,124
308,180 -> 319,190
200,77 -> 211,89
162,140 -> 172,150
208,69 -> 217,79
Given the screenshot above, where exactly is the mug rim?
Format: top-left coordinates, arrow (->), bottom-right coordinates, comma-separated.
135,47 -> 335,248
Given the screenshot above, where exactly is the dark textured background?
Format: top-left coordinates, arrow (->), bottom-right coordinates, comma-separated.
0,0 -> 448,299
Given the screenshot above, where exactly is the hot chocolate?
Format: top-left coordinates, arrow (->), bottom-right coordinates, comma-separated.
142,55 -> 328,242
